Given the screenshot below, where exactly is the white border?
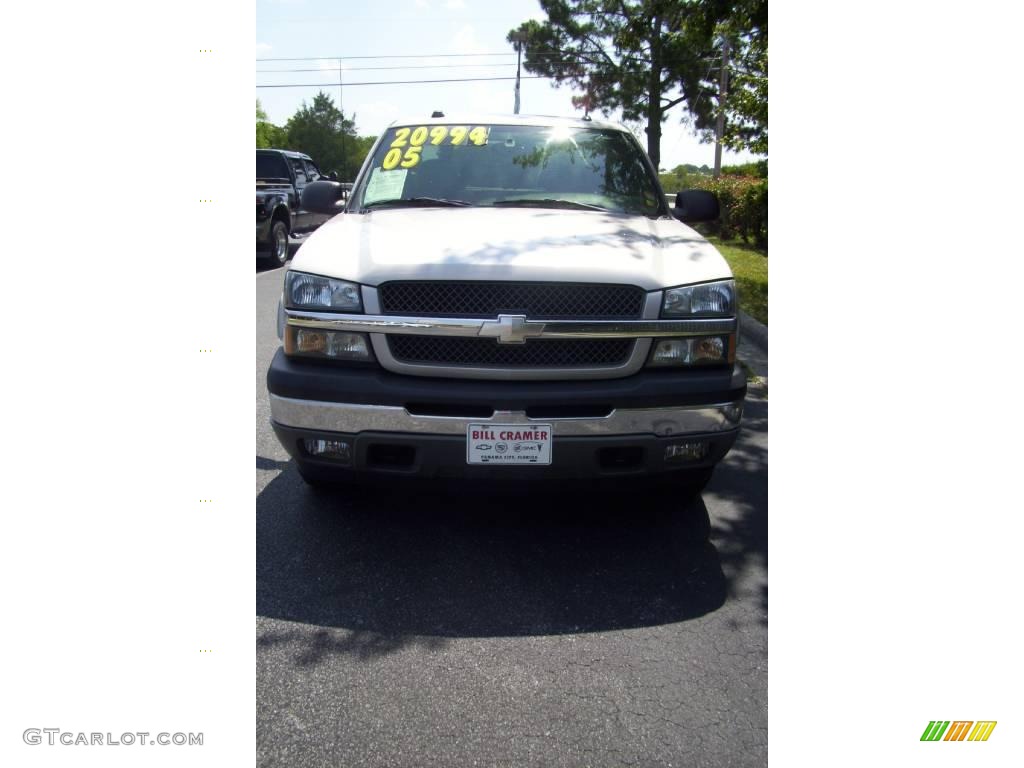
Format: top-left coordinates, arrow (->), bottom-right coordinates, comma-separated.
1,1 -> 254,765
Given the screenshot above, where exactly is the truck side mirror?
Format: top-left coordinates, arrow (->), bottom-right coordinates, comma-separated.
673,189 -> 720,223
302,180 -> 346,214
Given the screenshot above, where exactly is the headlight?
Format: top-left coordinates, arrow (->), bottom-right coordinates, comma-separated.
283,327 -> 374,361
661,279 -> 735,317
648,336 -> 733,367
284,271 -> 362,312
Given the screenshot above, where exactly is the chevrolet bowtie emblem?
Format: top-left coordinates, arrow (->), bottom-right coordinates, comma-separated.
478,314 -> 546,344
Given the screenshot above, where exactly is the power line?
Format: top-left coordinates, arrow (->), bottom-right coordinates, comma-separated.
257,62 -> 518,73
255,50 -> 691,63
256,75 -> 546,89
257,52 -> 521,62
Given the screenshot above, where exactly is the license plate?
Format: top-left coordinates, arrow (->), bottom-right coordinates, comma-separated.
466,424 -> 552,465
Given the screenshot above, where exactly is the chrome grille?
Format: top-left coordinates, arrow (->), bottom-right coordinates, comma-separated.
378,281 -> 644,319
388,335 -> 635,368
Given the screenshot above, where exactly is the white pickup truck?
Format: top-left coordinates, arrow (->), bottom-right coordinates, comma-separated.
267,113 -> 745,495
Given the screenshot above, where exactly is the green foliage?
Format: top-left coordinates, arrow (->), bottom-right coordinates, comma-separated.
509,1 -> 723,169
284,92 -> 356,178
255,92 -> 377,181
707,235 -> 767,325
256,120 -> 288,149
721,159 -> 767,178
658,162 -> 710,192
688,175 -> 767,248
256,98 -> 288,149
715,0 -> 767,154
341,134 -> 378,180
508,0 -> 767,164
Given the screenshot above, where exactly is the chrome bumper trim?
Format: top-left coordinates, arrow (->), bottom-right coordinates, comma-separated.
269,395 -> 743,437
284,309 -> 737,339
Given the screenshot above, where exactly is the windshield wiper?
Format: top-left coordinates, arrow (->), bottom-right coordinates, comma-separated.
491,198 -> 610,212
363,197 -> 473,210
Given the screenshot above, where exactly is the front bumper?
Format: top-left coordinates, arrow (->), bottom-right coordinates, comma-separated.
267,350 -> 745,480
272,421 -> 739,481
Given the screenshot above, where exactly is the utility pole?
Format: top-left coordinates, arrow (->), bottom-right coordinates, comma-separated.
338,59 -> 347,181
714,38 -> 729,178
511,31 -> 527,114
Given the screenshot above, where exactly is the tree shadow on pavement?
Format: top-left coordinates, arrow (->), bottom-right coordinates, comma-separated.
256,456 -> 289,471
707,388 -> 768,626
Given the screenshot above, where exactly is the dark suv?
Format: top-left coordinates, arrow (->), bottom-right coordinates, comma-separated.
256,149 -> 334,267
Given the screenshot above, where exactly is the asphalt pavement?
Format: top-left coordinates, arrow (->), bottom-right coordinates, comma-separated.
256,263 -> 768,767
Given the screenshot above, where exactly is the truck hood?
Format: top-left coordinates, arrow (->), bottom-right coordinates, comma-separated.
289,207 -> 732,291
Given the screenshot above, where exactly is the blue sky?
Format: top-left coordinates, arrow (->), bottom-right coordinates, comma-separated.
256,0 -> 759,171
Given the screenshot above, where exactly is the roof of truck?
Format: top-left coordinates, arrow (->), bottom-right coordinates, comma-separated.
256,148 -> 313,161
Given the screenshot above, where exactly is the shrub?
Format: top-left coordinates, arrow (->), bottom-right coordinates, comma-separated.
683,175 -> 767,248
722,160 -> 768,178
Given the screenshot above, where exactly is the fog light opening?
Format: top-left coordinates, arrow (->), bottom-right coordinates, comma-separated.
303,438 -> 352,464
722,402 -> 743,424
598,445 -> 644,470
664,441 -> 709,463
367,443 -> 415,468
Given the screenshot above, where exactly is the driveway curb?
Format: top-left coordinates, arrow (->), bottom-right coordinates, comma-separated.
740,310 -> 767,351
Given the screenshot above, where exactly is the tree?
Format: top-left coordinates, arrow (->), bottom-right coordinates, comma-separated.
256,99 -> 288,149
341,134 -> 379,180
285,91 -> 359,178
257,122 -> 289,149
716,0 -> 766,155
508,1 -> 767,167
257,94 -> 378,179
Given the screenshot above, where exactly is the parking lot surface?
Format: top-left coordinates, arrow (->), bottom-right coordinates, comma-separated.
256,265 -> 768,767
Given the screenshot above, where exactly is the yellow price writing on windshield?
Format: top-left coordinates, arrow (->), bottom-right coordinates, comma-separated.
389,125 -> 490,149
382,125 -> 490,171
409,126 -> 428,146
448,126 -> 489,146
382,146 -> 422,170
450,126 -> 489,145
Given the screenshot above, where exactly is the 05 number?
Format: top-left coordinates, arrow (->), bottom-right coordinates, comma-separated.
400,145 -> 422,168
382,145 -> 422,170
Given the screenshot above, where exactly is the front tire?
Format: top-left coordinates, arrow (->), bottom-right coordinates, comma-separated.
269,220 -> 290,267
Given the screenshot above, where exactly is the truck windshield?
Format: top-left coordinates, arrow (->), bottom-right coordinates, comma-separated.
356,124 -> 663,217
256,152 -> 291,180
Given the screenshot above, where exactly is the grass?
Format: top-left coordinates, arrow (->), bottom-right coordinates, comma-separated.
706,235 -> 768,326
739,359 -> 767,390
